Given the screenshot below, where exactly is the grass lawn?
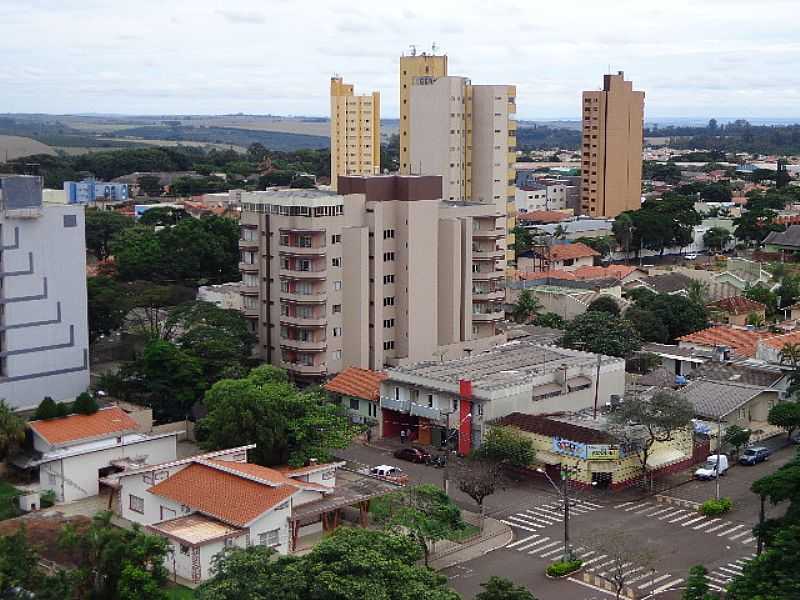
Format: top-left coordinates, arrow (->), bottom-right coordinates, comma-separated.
0,480 -> 21,521
447,523 -> 480,543
165,586 -> 197,600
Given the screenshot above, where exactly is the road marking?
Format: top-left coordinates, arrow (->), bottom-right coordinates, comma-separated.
587,559 -> 617,573
734,559 -> 749,566
627,570 -> 655,584
657,508 -> 687,520
540,546 -> 567,558
525,506 -> 564,520
528,541 -> 561,555
517,538 -> 549,552
623,502 -> 649,512
577,500 -> 604,508
598,561 -> 632,578
508,514 -> 547,528
567,576 -> 620,597
500,520 -> 537,532
634,504 -> 661,515
693,518 -> 721,530
717,524 -> 746,537
646,506 -> 677,518
507,533 -> 538,548
520,537 -> 553,550
616,501 -> 635,508
569,505 -> 595,514
652,577 -> 684,594
681,515 -> 707,527
668,512 -> 696,524
718,566 -> 743,576
728,530 -> 752,541
708,583 -> 726,592
638,573 -> 673,589
704,521 -> 731,533
579,554 -> 606,567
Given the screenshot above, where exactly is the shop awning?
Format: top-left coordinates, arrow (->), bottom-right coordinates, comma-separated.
532,383 -> 562,398
567,376 -> 592,391
646,449 -> 685,469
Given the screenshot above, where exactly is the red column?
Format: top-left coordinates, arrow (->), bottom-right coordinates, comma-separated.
458,380 -> 473,455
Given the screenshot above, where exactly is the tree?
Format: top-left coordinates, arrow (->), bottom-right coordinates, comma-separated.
723,425 -> 752,457
687,280 -> 710,307
561,311 -> 642,357
136,174 -> 162,196
613,212 -> 636,261
371,484 -> 465,566
87,276 -> 129,342
703,227 -> 732,252
124,282 -> 196,340
455,457 -> 504,529
476,576 -> 538,600
512,226 -> 534,258
625,305 -> 670,344
780,342 -> 800,396
627,292 -> 708,343
85,209 -> 134,260
111,226 -> 163,281
34,396 -> 61,420
768,402 -> 800,440
72,392 -> 98,415
745,312 -> 765,327
609,390 -> 694,488
585,530 -> 656,600
512,289 -> 542,323
745,284 -> 779,321
137,206 -> 187,227
553,224 -> 567,240
0,526 -> 75,599
733,208 -> 784,244
750,450 -> 800,544
726,525 -> 800,599
473,425 -> 535,468
575,235 -> 615,258
587,296 -> 620,316
532,312 -> 566,329
683,565 -> 716,600
0,401 -> 25,461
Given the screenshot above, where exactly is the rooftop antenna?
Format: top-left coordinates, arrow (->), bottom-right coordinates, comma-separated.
409,44 -> 417,56
431,42 -> 438,54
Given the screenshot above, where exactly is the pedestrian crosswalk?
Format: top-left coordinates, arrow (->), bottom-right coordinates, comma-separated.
500,499 -> 603,533
706,554 -> 754,592
614,501 -> 758,546
506,536 -> 684,595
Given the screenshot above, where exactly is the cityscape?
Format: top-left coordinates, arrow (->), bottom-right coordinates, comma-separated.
0,2 -> 799,599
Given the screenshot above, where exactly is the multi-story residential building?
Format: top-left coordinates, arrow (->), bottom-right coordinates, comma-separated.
399,52 -> 448,176
580,72 -> 644,218
0,176 -> 90,409
238,175 -> 505,382
405,70 -> 517,267
63,180 -> 129,205
329,77 -> 380,190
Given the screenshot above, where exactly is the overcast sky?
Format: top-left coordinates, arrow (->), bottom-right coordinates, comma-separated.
2,0 -> 799,120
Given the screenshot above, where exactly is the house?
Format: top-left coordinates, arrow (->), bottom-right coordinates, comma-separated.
755,330 -> 800,364
507,278 -> 625,320
641,343 -> 712,378
572,264 -> 646,284
495,411 -> 694,491
324,367 -> 387,437
763,225 -> 800,256
519,242 -> 599,273
516,210 -> 571,225
678,379 -> 781,441
624,272 -> 696,296
677,325 -> 771,359
707,296 -> 767,326
686,360 -> 787,396
17,406 -> 178,504
379,340 -> 626,454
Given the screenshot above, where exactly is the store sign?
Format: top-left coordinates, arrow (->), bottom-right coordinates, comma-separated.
586,444 -> 619,461
552,438 -> 620,461
552,437 -> 587,459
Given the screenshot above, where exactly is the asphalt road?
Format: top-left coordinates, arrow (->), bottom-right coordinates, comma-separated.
337,440 -> 798,600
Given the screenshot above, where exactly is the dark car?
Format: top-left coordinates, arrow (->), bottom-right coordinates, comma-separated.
393,446 -> 432,463
739,446 -> 771,465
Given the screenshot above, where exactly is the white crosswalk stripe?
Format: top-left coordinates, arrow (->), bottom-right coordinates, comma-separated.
693,518 -> 721,530
638,573 -> 672,589
506,533 -> 538,549
706,553 -> 755,589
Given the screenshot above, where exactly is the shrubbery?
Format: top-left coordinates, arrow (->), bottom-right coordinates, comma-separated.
699,497 -> 733,517
546,559 -> 583,577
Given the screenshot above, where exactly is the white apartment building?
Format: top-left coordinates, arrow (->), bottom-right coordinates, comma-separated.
238,175 -> 506,382
515,183 -> 570,213
0,175 -> 90,410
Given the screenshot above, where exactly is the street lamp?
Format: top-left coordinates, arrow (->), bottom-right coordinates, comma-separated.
537,464 -> 591,562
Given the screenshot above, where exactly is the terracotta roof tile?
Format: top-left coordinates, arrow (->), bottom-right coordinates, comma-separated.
573,265 -> 637,281
517,211 -> 571,224
147,463 -> 296,527
29,406 -> 138,446
518,270 -> 577,281
205,460 -> 329,492
707,296 -> 766,316
324,367 -> 386,401
760,330 -> 800,350
548,242 -> 600,261
678,326 -> 770,358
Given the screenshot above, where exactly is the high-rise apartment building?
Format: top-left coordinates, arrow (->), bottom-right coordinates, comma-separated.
330,77 -> 380,190
399,53 -> 448,175
580,71 -> 644,218
238,175 -> 505,382
0,176 -> 90,409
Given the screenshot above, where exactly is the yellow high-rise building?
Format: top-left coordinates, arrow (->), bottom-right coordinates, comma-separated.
330,77 -> 380,190
580,72 -> 644,218
399,53 -> 448,175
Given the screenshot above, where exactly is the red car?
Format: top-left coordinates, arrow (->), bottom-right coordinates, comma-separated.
393,446 -> 432,463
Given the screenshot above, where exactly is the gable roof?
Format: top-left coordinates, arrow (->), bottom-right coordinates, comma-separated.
639,272 -> 695,294
204,459 -> 330,492
517,211 -> 571,224
29,406 -> 138,446
678,325 -> 769,358
759,329 -> 800,351
687,361 -> 783,388
494,412 -> 614,444
573,265 -> 639,281
518,269 -> 577,282
324,367 -> 387,401
147,462 -> 297,527
547,242 -> 599,261
679,379 -> 775,419
707,296 -> 766,316
763,225 -> 800,248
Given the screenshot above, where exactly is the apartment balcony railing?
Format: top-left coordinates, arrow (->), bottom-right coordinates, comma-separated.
472,228 -> 504,239
409,403 -> 444,422
239,261 -> 259,273
472,290 -> 505,301
279,338 -> 327,352
279,268 -> 327,280
472,249 -> 504,260
238,238 -> 259,250
280,291 -> 327,303
278,244 -> 327,256
380,396 -> 410,413
279,315 -> 327,327
283,362 -> 327,376
472,270 -> 505,280
472,308 -> 504,322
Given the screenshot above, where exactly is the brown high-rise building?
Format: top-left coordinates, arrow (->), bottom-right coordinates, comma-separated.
580,72 -> 644,218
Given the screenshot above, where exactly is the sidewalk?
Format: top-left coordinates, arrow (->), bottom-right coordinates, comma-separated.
428,511 -> 513,571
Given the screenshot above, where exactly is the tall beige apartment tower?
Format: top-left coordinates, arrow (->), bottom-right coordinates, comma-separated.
580,71 -> 644,218
330,77 -> 380,190
399,53 -> 448,175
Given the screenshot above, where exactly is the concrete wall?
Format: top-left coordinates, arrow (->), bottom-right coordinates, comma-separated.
341,226 -> 369,369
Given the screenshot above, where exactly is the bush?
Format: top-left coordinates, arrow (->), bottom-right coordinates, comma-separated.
72,392 -> 98,415
40,490 -> 56,508
546,559 -> 582,577
699,497 -> 733,517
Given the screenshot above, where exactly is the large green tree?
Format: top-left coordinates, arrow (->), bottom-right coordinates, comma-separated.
627,293 -> 708,343
702,226 -> 732,252
512,289 -> 542,323
87,276 -> 129,342
473,426 -> 536,468
726,525 -> 800,599
0,401 -> 25,461
476,576 -> 538,600
561,311 -> 642,357
768,402 -> 800,441
85,209 -> 134,260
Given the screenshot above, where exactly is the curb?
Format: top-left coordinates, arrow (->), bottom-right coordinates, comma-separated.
655,494 -> 701,510
428,518 -> 513,571
581,573 -> 639,599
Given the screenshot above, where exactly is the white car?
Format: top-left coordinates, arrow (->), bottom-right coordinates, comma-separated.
695,454 -> 729,480
685,253 -> 699,260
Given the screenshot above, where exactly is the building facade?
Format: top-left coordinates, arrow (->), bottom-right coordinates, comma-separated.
330,77 -> 381,190
580,72 -> 644,218
238,175 -> 506,382
0,176 -> 90,410
63,180 -> 129,204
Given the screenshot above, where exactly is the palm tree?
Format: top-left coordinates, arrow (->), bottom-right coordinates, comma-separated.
512,289 -> 542,324
687,280 -> 710,307
779,342 -> 800,367
0,401 -> 25,461
553,225 -> 567,240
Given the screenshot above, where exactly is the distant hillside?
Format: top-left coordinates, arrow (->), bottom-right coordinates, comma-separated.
0,135 -> 56,161
117,125 -> 330,151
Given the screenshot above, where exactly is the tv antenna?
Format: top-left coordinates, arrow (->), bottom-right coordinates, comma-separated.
431,42 -> 438,54
409,44 -> 417,56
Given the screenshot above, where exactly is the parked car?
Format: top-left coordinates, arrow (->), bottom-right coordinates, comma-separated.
695,454 -> 729,480
393,446 -> 432,464
739,446 -> 771,465
365,465 -> 409,484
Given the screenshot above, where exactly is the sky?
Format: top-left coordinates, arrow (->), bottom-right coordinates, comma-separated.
1,0 -> 799,120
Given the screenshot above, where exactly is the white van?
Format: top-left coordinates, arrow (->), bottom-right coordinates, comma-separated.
694,454 -> 729,480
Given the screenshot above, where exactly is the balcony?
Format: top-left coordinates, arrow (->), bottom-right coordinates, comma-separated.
278,244 -> 327,256
380,396 -> 410,413
243,306 -> 259,319
239,261 -> 259,273
410,403 -> 445,422
239,238 -> 259,250
280,291 -> 327,303
473,228 -> 504,239
472,249 -> 504,261
473,270 -> 504,280
279,338 -> 327,352
240,284 -> 259,296
472,290 -> 504,301
279,315 -> 327,327
472,310 -> 504,322
283,362 -> 327,376
279,268 -> 327,280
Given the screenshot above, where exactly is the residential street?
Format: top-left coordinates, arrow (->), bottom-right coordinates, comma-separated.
337,439 -> 798,599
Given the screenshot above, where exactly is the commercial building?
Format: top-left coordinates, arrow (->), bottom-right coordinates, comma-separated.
580,72 -> 644,218
330,77 -> 381,190
238,175 -> 506,382
63,180 -> 129,205
0,176 -> 90,410
379,340 -> 626,454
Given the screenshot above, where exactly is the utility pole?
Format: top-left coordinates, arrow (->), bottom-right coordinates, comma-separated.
538,464 -> 576,561
592,353 -> 602,419
757,494 -> 765,556
715,413 -> 722,501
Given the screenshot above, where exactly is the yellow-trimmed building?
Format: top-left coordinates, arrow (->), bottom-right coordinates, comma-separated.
330,77 -> 380,190
496,412 -> 694,491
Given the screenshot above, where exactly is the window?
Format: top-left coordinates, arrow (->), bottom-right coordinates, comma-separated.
350,398 -> 360,410
452,398 -> 458,411
383,297 -> 395,307
224,537 -> 235,547
334,281 -> 342,290
258,529 -> 280,547
383,340 -> 395,350
383,252 -> 395,262
332,257 -> 342,267
383,318 -> 395,328
383,229 -> 395,240
332,304 -> 342,313
332,327 -> 342,337
129,495 -> 144,514
334,350 -> 342,360
427,394 -> 434,408
395,387 -> 400,400
331,234 -> 341,244
63,214 -> 77,228
180,544 -> 190,555
383,274 -> 395,284
280,233 -> 290,246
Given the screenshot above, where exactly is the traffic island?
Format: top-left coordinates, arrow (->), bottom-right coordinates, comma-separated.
545,558 -> 583,579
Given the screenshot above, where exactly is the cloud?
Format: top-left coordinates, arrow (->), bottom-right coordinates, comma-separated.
216,9 -> 266,24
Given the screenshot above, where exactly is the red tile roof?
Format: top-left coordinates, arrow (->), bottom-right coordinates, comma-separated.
205,460 -> 329,492
518,270 -> 577,281
760,330 -> 800,351
517,211 -> 571,224
548,242 -> 600,261
29,406 -> 138,446
678,326 -> 770,358
573,265 -> 638,281
707,296 -> 767,316
324,367 -> 386,401
148,463 -> 296,527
